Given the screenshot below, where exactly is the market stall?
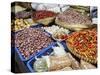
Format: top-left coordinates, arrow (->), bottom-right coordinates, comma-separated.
11,2 -> 97,73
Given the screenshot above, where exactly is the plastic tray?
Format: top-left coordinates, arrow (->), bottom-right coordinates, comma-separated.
27,41 -> 69,72
14,24 -> 56,61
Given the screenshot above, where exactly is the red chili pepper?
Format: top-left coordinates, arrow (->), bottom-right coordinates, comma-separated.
59,35 -> 64,39
74,41 -> 80,46
59,34 -> 68,40
88,44 -> 93,48
63,35 -> 68,39
34,10 -> 56,20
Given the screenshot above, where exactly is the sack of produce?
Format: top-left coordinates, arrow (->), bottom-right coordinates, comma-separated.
33,55 -> 71,72
48,55 -> 71,71
34,58 -> 48,72
80,60 -> 96,69
66,53 -> 80,69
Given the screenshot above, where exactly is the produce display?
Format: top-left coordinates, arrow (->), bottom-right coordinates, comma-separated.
33,42 -> 72,72
33,10 -> 56,20
31,42 -> 94,72
32,10 -> 57,25
32,52 -> 82,72
55,8 -> 92,31
33,55 -> 71,72
11,19 -> 35,32
42,25 -> 69,41
15,28 -> 53,59
66,28 -> 97,64
11,2 -> 97,73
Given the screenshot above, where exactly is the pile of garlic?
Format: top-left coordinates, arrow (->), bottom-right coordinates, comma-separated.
42,25 -> 70,35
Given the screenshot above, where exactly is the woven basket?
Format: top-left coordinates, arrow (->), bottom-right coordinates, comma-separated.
55,18 -> 91,31
66,41 -> 97,64
36,17 -> 55,25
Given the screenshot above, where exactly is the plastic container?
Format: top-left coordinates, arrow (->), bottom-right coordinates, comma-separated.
14,24 -> 56,61
27,41 -> 69,72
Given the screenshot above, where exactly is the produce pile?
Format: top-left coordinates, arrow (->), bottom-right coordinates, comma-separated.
11,2 -> 97,73
42,25 -> 70,41
67,28 -> 97,64
32,42 -> 96,72
11,19 -> 35,32
32,10 -> 57,20
15,28 -> 53,59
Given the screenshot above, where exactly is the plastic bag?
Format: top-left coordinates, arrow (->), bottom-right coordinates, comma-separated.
48,55 -> 71,71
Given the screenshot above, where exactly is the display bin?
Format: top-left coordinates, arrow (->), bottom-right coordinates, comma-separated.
14,24 -> 56,61
11,24 -> 56,72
